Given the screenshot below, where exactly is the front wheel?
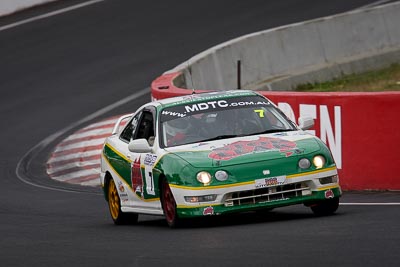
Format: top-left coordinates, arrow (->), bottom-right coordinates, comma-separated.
161,178 -> 181,228
310,198 -> 339,216
107,178 -> 138,225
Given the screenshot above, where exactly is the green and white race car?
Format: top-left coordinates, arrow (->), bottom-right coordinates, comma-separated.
100,90 -> 341,227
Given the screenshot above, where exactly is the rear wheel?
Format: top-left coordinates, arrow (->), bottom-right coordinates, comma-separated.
310,198 -> 339,216
161,178 -> 181,228
108,178 -> 138,225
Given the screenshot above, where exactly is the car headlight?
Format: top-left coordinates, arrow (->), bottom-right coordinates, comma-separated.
197,171 -> 212,185
313,155 -> 325,169
298,158 -> 311,169
215,170 -> 228,181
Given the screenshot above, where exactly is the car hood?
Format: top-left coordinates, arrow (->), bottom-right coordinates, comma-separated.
163,131 -> 322,168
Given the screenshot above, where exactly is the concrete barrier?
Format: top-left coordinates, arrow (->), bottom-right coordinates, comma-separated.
168,2 -> 400,91
152,2 -> 400,190
0,0 -> 56,17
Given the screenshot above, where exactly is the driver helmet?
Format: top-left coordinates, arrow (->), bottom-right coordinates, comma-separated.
164,117 -> 190,136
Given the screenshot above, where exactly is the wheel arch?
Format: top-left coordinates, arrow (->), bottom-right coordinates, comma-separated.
158,173 -> 167,197
103,171 -> 113,202
158,173 -> 175,206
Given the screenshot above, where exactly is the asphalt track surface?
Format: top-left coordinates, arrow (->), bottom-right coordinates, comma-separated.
1,0 -> 399,266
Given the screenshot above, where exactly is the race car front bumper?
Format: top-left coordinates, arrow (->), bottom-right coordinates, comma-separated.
170,167 -> 342,218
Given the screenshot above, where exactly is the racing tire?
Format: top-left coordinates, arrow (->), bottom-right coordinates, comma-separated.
310,197 -> 339,216
107,178 -> 138,225
161,178 -> 182,228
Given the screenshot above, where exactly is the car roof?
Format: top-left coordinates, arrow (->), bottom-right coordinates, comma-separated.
154,90 -> 260,108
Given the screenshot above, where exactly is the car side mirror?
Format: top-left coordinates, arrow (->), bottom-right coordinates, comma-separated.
298,116 -> 315,130
128,139 -> 153,153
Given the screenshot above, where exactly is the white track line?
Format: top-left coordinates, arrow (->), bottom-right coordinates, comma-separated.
356,0 -> 393,9
0,0 -> 105,32
340,202 -> 400,205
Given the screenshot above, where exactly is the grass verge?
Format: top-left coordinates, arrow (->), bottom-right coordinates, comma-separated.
295,63 -> 400,92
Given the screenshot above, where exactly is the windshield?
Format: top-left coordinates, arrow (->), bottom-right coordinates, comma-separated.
159,95 -> 296,147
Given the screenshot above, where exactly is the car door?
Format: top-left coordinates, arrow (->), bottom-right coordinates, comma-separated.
118,110 -> 142,199
119,106 -> 159,210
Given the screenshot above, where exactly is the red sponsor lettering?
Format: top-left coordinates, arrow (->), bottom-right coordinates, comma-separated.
209,137 -> 297,161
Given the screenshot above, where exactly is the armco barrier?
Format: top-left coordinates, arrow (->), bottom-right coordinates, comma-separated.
152,72 -> 400,191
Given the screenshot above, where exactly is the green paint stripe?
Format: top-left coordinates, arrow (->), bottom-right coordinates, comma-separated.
104,143 -> 131,163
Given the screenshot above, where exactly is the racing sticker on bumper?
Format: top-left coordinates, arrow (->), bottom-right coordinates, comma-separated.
255,176 -> 286,188
325,189 -> 335,199
203,206 -> 215,216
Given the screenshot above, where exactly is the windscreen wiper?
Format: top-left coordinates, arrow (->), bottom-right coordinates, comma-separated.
255,129 -> 296,135
200,134 -> 238,142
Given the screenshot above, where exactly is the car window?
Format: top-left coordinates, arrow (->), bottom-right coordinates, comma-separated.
120,112 -> 141,142
135,110 -> 155,142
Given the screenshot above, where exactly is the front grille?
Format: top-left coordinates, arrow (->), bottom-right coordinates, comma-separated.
225,183 -> 309,207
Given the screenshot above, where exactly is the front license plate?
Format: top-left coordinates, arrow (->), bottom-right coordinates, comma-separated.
255,176 -> 286,189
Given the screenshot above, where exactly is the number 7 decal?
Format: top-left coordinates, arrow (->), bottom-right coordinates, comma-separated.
254,109 -> 265,118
